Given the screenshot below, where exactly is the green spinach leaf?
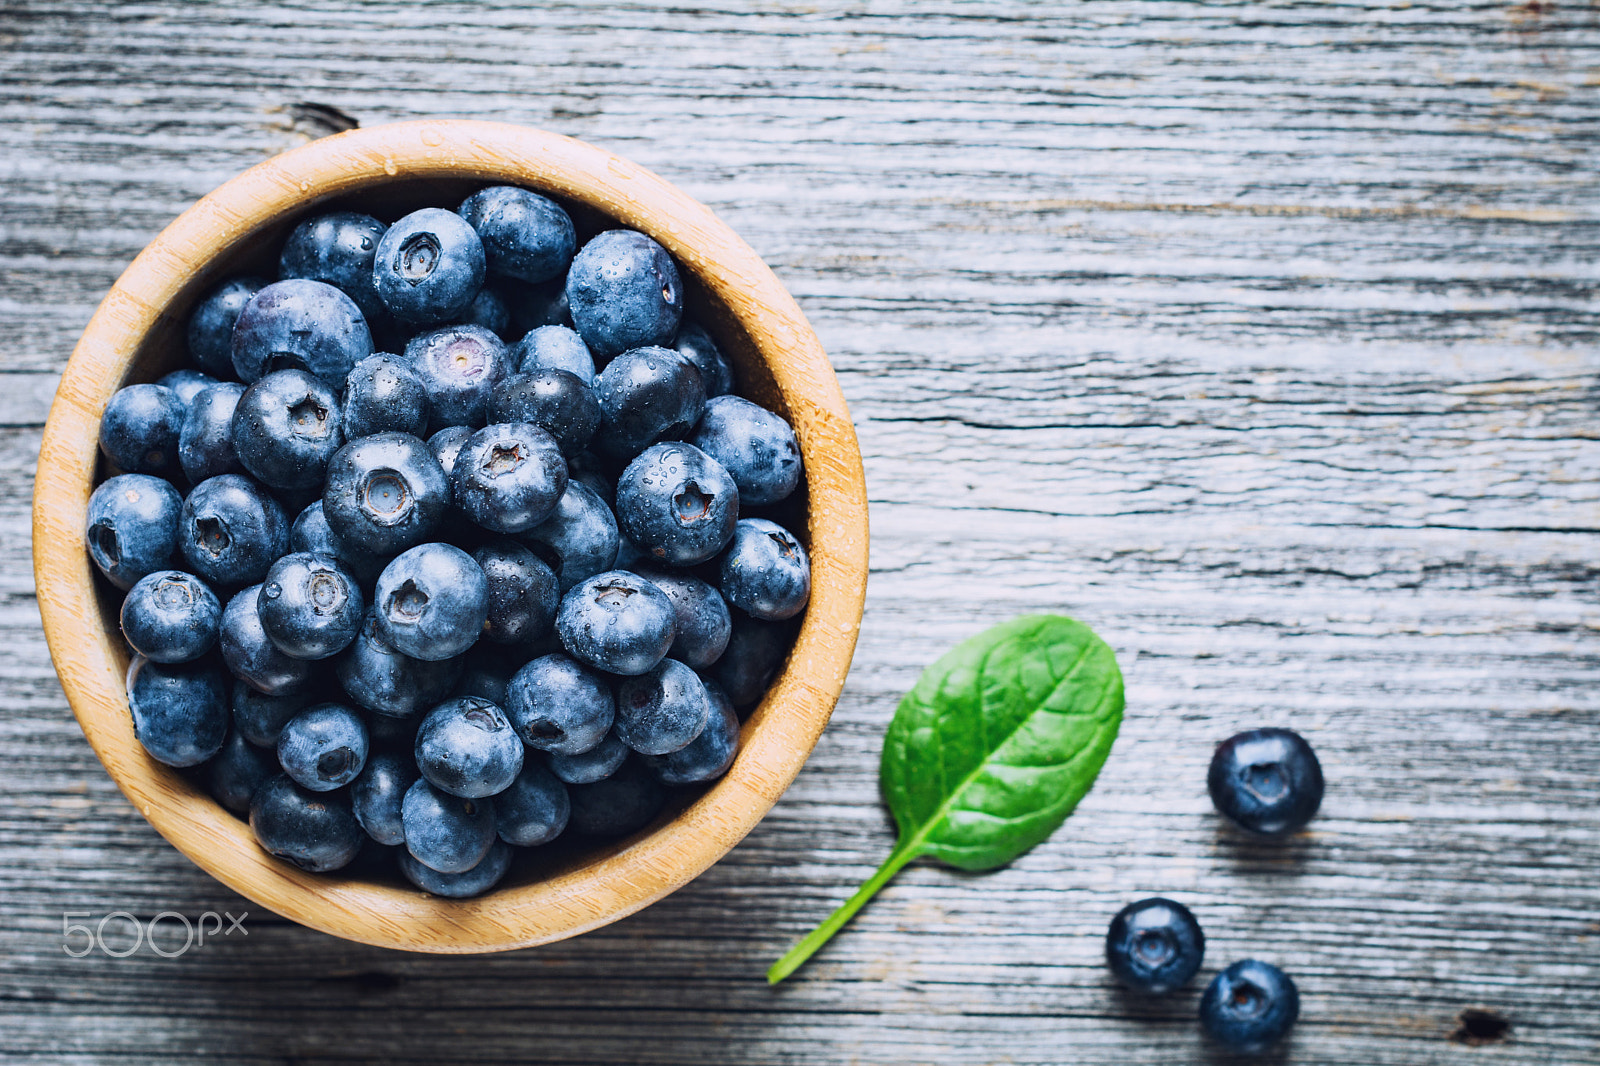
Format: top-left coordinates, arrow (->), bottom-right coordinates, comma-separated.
768,614 -> 1123,984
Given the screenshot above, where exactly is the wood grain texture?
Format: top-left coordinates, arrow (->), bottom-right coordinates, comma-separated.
2,0 -> 1599,1061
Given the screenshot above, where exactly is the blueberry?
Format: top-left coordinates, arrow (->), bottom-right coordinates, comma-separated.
322,432 -> 449,556
547,731 -> 629,785
231,369 -> 344,491
231,278 -> 373,385
556,570 -> 676,675
126,654 -> 229,767
249,773 -> 364,873
511,324 -> 595,385
451,422 -> 568,533
1105,898 -> 1206,995
427,425 -> 474,491
519,481 -> 619,592
505,652 -> 615,755
278,210 -> 387,322
258,551 -> 364,660
178,474 -> 290,589
414,696 -> 523,799
458,186 -> 577,285
374,208 -> 486,327
120,570 -> 222,663
711,612 -> 795,709
341,353 -> 431,439
1199,960 -> 1300,1052
400,778 -> 496,873
616,443 -> 739,567
565,230 -> 683,359
460,284 -> 511,338
642,680 -> 739,784
474,540 -> 558,646
673,319 -> 734,398
690,394 -> 802,507
373,542 -> 489,661
178,382 -> 247,483
593,346 -> 706,461
219,584 -> 315,695
277,702 -> 368,792
158,369 -> 221,408
404,324 -> 511,431
495,762 -> 570,846
567,759 -> 665,837
351,749 -> 420,845
1208,728 -> 1324,835
86,474 -> 182,590
399,838 -> 511,898
187,276 -> 267,378
614,659 -> 711,755
635,569 -> 731,670
99,383 -> 184,477
719,518 -> 810,621
336,609 -> 464,718
231,679 -> 307,747
289,500 -> 384,584
489,369 -> 600,458
206,729 -> 277,816
502,276 -> 571,334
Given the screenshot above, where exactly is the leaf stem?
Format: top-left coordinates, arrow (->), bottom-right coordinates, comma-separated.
767,841 -> 921,984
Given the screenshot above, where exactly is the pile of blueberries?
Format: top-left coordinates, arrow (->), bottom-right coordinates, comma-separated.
1105,728 -> 1323,1053
86,185 -> 810,898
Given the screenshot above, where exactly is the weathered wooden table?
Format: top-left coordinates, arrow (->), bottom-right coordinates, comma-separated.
3,2 -> 1598,1062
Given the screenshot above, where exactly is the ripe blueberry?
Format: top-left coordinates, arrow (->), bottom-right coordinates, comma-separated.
400,778 -> 496,873
187,276 -> 266,378
99,383 -> 184,477
490,369 -> 600,458
1105,898 -> 1206,995
341,353 -> 431,440
567,759 -> 665,837
277,703 -> 369,792
404,323 -> 510,430
126,654 -> 229,767
351,749 -> 420,845
336,609 -> 464,718
673,319 -> 734,398
616,442 -> 738,567
566,229 -> 683,359
374,208 -> 486,328
414,696 -> 523,799
719,518 -> 810,621
258,551 -> 364,660
593,345 -> 705,461
206,729 -> 277,816
321,431 -> 449,556
231,278 -> 373,385
178,474 -> 290,589
373,542 -> 489,661
398,838 -> 511,898
547,731 -> 629,785
219,584 -> 314,696
690,394 -> 802,507
494,762 -> 570,846
614,658 -> 712,755
278,210 -> 387,322
556,569 -> 676,676
457,186 -> 576,285
474,540 -> 559,646
505,652 -> 615,756
232,369 -> 344,491
635,569 -> 730,670
179,382 -> 247,483
121,569 -> 222,663
1208,728 -> 1324,835
519,480 -> 619,592
641,680 -> 740,784
86,474 -> 183,591
1199,960 -> 1300,1052
451,422 -> 568,533
512,324 -> 595,385
250,773 -> 364,873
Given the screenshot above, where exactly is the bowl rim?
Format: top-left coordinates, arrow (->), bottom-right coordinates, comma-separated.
33,119 -> 868,953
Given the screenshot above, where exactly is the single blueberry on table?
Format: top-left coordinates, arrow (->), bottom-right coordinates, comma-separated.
567,759 -> 666,837
99,383 -> 185,477
642,680 -> 740,785
341,353 -> 431,440
556,569 -> 676,676
231,679 -> 306,747
120,569 -> 222,663
321,431 -> 449,557
351,749 -> 420,845
458,186 -> 577,285
336,609 -> 464,718
519,480 -> 619,592
400,778 -> 497,874
277,703 -> 369,792
231,278 -> 373,385
505,652 -> 615,756
258,551 -> 364,660
86,474 -> 183,591
414,696 -> 524,799
495,761 -> 571,847
592,345 -> 706,461
474,540 -> 559,646
635,569 -> 731,671
673,319 -> 735,398
547,731 -> 629,785
399,838 -> 512,898
404,324 -> 511,431
710,612 -> 795,710
512,324 -> 595,385
231,369 -> 344,491
179,382 -> 247,484
289,500 -> 385,585
1105,898 -> 1206,995
219,584 -> 315,696
373,542 -> 489,662
719,518 -> 810,621
614,658 -> 712,756
126,654 -> 229,767
1208,728 -> 1324,835
158,369 -> 221,409
690,394 -> 802,507
249,774 -> 364,873
565,229 -> 683,359
206,729 -> 277,817
1199,959 -> 1300,1053
616,442 -> 739,567
278,210 -> 388,322
374,208 -> 486,328
452,422 -> 568,534
178,474 -> 290,589
187,276 -> 267,378
490,369 -> 601,458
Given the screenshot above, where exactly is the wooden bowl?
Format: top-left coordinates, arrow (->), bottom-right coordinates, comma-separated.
33,120 -> 868,953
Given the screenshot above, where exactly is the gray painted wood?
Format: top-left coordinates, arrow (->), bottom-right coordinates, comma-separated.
2,0 -> 1598,1062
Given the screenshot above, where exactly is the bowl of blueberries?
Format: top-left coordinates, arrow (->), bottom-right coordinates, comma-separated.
33,120 -> 869,952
